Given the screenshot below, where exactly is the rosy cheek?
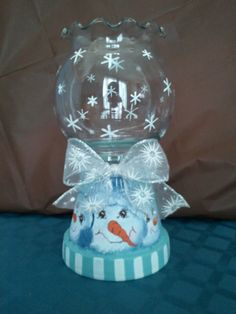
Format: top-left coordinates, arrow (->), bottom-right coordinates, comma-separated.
72,213 -> 77,223
153,217 -> 158,226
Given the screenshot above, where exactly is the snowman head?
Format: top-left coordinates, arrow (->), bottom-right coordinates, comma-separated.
142,209 -> 160,246
69,202 -> 94,247
90,186 -> 147,253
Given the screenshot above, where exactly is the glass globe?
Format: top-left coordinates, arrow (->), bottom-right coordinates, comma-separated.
55,18 -> 175,161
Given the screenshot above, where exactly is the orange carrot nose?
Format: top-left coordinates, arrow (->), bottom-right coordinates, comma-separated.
153,217 -> 158,226
108,220 -> 136,247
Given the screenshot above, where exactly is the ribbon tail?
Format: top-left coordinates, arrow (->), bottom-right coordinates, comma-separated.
53,186 -> 80,210
155,183 -> 190,219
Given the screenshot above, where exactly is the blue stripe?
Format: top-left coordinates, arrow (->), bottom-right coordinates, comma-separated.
125,258 -> 134,280
70,250 -> 75,271
82,255 -> 93,278
142,252 -> 152,277
158,245 -> 165,268
104,258 -> 115,281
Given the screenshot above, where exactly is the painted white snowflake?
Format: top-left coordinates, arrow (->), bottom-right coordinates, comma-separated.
67,146 -> 91,172
142,49 -> 153,60
140,142 -> 164,167
100,124 -> 119,139
140,85 -> 148,98
57,82 -> 66,95
144,113 -> 159,132
87,95 -> 98,107
86,73 -> 95,83
163,78 -> 172,96
81,195 -> 105,213
101,53 -> 115,68
131,185 -> 154,208
125,105 -> 138,121
130,91 -> 142,105
101,53 -> 124,72
107,86 -> 117,97
77,109 -> 88,120
65,114 -> 81,132
70,48 -> 87,64
161,195 -> 185,218
112,58 -> 125,72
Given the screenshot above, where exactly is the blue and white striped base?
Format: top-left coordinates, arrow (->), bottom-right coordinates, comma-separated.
62,227 -> 170,281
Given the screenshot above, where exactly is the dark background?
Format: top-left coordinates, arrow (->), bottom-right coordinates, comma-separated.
0,0 -> 235,218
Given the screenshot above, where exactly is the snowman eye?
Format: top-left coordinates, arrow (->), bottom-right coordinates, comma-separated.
146,215 -> 150,223
98,210 -> 106,219
79,214 -> 84,224
119,209 -> 127,218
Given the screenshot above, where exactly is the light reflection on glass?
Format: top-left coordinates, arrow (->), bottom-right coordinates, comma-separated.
101,77 -> 127,120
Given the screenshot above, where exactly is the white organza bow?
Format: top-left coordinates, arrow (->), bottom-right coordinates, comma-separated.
53,138 -> 189,218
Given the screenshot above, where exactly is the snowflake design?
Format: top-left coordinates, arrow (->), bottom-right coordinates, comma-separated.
144,113 -> 159,132
163,78 -> 172,96
140,142 -> 164,167
57,82 -> 66,95
67,146 -> 91,172
130,91 -> 142,105
140,85 -> 148,98
100,124 -> 119,139
131,185 -> 154,208
87,95 -> 98,107
142,49 -> 153,60
86,73 -> 95,83
80,195 -> 105,213
70,48 -> 87,64
107,86 -> 117,97
126,168 -> 141,181
65,114 -> 81,132
161,196 -> 185,218
84,168 -> 101,182
125,105 -> 138,121
77,109 -> 88,120
101,53 -> 124,72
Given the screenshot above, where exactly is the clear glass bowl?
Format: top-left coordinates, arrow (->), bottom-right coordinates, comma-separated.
55,18 -> 175,161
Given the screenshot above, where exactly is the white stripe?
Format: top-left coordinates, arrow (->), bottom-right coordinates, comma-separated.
134,256 -> 144,279
151,251 -> 159,273
65,247 -> 70,267
75,253 -> 83,275
163,244 -> 169,264
93,257 -> 104,280
114,259 -> 125,281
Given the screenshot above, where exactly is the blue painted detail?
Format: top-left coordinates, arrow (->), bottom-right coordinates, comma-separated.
111,176 -> 124,191
78,227 -> 93,248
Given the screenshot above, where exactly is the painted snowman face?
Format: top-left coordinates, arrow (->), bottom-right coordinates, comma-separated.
69,206 -> 93,247
90,196 -> 146,253
142,210 -> 160,246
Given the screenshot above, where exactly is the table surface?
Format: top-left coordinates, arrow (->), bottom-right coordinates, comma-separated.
0,214 -> 236,314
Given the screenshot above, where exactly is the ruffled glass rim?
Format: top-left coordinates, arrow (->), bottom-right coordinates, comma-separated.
61,17 -> 166,38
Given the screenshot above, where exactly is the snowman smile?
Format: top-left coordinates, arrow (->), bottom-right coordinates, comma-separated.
71,225 -> 77,232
